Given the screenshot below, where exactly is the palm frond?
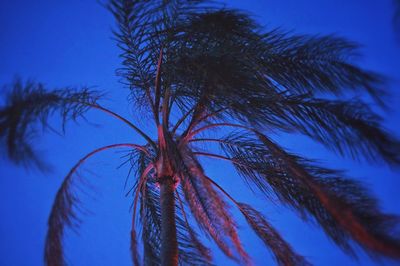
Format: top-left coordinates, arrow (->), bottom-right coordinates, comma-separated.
198,173 -> 309,266
218,132 -> 400,259
253,95 -> 400,165
179,148 -> 250,264
133,144 -> 213,265
45,144 -> 147,266
163,10 -> 385,116
130,228 -> 140,266
238,203 -> 310,266
176,189 -> 212,265
140,180 -> 162,265
139,178 -> 215,266
108,0 -> 214,102
45,171 -> 81,266
0,79 -> 101,169
175,187 -> 213,265
178,171 -> 236,260
257,33 -> 385,103
130,153 -> 155,266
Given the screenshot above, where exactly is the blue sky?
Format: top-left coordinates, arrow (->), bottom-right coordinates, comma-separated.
0,0 -> 399,265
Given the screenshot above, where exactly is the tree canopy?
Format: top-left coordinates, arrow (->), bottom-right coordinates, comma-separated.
1,1 -> 400,265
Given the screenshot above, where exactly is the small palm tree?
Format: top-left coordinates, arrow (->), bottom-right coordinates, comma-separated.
1,1 -> 400,265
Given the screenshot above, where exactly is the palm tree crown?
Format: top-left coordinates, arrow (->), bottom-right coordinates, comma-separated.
1,1 -> 400,265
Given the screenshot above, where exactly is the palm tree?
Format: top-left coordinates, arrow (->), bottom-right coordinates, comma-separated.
1,0 -> 400,265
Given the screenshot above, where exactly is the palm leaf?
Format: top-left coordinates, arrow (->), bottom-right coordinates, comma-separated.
108,0 -> 214,103
238,203 -> 310,266
162,10 -> 385,114
0,79 -> 101,169
139,178 -> 215,266
179,147 -> 250,264
254,95 -> 400,164
219,132 -> 400,259
45,144 -> 147,266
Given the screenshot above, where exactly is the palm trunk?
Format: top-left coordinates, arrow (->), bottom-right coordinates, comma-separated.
159,176 -> 178,266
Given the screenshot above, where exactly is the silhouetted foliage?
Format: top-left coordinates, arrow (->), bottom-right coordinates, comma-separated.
1,0 -> 400,265
0,79 -> 101,170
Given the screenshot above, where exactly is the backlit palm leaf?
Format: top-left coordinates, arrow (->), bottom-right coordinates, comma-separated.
0,79 -> 101,169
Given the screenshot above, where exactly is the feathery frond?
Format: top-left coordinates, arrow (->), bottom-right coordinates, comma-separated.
162,10 -> 385,115
198,174 -> 310,266
238,203 -> 310,266
179,147 -> 250,264
216,132 -> 400,259
45,144 -> 147,266
0,79 -> 101,169
139,178 -> 215,266
108,0 -> 214,105
252,95 -> 400,164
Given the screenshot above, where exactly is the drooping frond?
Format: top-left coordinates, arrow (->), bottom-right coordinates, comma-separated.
256,33 -> 385,102
178,170 -> 234,260
45,170 -> 81,266
130,228 -> 140,266
184,93 -> 400,166
132,144 -> 212,265
127,147 -> 155,266
140,179 -> 162,265
216,132 -> 400,259
175,187 -> 213,266
178,147 -> 250,264
238,203 -> 310,266
175,188 -> 213,265
0,79 -> 101,169
45,144 -> 147,266
124,144 -> 155,195
251,95 -> 400,164
139,178 -> 214,266
198,174 -> 310,266
131,160 -> 155,266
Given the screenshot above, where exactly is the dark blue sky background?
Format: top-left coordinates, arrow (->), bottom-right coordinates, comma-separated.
1,0 -> 399,265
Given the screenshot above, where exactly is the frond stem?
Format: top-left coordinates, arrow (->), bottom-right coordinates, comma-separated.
67,144 -> 149,179
171,106 -> 196,135
192,151 -> 246,167
182,123 -> 251,144
154,47 -> 164,125
180,108 -> 226,139
202,175 -> 241,209
175,188 -> 191,229
86,103 -> 156,148
132,163 -> 154,228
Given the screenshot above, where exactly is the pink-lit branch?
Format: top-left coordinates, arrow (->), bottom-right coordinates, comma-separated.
154,47 -> 164,125
171,107 -> 195,135
65,143 -> 149,178
46,143 -> 149,265
132,163 -> 154,228
192,151 -> 248,168
182,123 -> 252,144
179,108 -> 227,139
84,103 -> 156,148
